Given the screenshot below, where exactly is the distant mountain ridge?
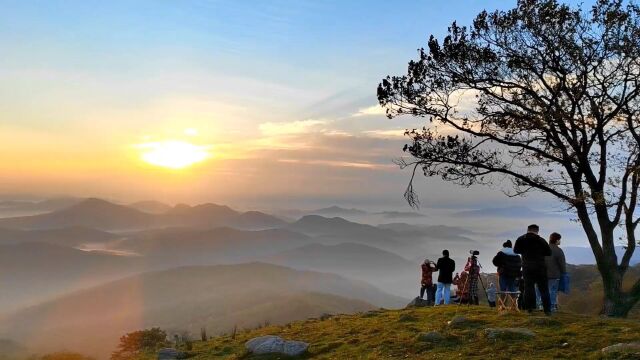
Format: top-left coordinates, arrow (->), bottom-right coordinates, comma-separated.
453,206 -> 559,218
0,198 -> 286,231
309,206 -> 368,216
128,200 -> 172,214
564,246 -> 640,266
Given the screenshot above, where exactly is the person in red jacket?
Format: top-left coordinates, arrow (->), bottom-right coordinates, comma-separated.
420,259 -> 436,304
453,271 -> 470,304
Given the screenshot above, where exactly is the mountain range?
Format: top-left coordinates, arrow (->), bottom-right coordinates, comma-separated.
0,198 -> 285,231
0,263 -> 403,358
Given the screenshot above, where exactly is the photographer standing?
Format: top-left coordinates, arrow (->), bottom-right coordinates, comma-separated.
514,224 -> 552,315
464,251 -> 481,305
434,250 -> 455,305
420,259 -> 436,304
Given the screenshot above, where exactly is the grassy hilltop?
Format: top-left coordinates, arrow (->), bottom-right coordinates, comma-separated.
134,306 -> 640,359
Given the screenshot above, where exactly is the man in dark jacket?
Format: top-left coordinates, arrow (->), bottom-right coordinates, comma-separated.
514,224 -> 552,314
434,249 -> 456,305
492,240 -> 522,292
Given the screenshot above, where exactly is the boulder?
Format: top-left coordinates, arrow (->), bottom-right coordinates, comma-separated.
447,315 -> 467,327
417,331 -> 444,342
245,335 -> 309,356
484,327 -> 535,340
601,342 -> 640,356
157,348 -> 185,360
406,297 -> 431,308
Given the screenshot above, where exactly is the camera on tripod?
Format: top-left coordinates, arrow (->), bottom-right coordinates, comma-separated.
469,250 -> 480,256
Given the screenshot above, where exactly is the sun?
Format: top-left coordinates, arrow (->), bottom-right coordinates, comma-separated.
137,140 -> 210,169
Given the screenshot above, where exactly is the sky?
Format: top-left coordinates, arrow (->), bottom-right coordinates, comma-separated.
0,0 -> 587,209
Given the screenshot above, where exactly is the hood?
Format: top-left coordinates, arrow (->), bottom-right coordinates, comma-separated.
501,247 -> 518,256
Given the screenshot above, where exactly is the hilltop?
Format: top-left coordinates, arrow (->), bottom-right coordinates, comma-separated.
137,306 -> 640,359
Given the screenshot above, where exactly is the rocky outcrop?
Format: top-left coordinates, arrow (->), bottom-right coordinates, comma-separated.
406,297 -> 431,307
157,348 -> 186,360
601,342 -> 640,356
245,335 -> 309,356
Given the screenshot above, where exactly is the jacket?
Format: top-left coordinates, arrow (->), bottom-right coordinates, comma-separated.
453,272 -> 469,300
545,244 -> 567,279
492,247 -> 522,278
435,256 -> 456,284
421,263 -> 435,286
514,232 -> 552,267
487,284 -> 497,302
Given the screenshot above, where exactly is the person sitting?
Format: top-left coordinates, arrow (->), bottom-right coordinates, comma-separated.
420,259 -> 436,304
492,240 -> 522,292
487,282 -> 497,307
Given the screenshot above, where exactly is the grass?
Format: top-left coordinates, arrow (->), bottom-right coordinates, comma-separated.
141,306 -> 640,359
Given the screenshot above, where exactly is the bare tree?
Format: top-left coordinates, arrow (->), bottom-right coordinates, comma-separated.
378,0 -> 640,317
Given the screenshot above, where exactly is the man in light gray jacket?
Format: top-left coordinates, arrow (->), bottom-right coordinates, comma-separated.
545,232 -> 567,311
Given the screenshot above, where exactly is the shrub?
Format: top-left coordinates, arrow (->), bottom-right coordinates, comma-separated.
110,328 -> 168,360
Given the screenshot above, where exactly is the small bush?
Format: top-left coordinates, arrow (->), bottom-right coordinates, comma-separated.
110,327 -> 168,360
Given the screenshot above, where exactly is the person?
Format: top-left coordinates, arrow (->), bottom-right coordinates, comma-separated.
545,232 -> 567,311
434,249 -> 456,305
514,224 -> 552,315
453,271 -> 470,304
487,283 -> 497,307
464,252 -> 481,305
517,276 -> 525,310
492,240 -> 522,292
420,259 -> 436,304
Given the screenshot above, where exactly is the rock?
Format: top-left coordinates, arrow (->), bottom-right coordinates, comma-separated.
406,297 -> 431,308
157,348 -> 185,360
417,331 -> 444,342
245,335 -> 309,356
484,328 -> 535,340
283,340 -> 310,356
601,342 -> 640,356
398,314 -> 417,322
447,315 -> 467,327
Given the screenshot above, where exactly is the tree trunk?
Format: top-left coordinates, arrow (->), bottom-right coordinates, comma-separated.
594,228 -> 638,317
601,271 -> 634,317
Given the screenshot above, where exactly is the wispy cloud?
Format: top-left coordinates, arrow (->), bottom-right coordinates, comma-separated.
362,129 -> 407,139
259,119 -> 329,136
352,104 -> 386,117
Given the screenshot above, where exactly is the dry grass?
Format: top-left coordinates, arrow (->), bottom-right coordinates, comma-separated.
135,306 -> 640,359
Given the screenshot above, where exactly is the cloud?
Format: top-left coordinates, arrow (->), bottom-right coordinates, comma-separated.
259,119 -> 329,136
362,129 -> 407,139
352,104 -> 386,117
277,158 -> 394,170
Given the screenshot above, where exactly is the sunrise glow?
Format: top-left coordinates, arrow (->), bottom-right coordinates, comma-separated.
138,140 -> 210,169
